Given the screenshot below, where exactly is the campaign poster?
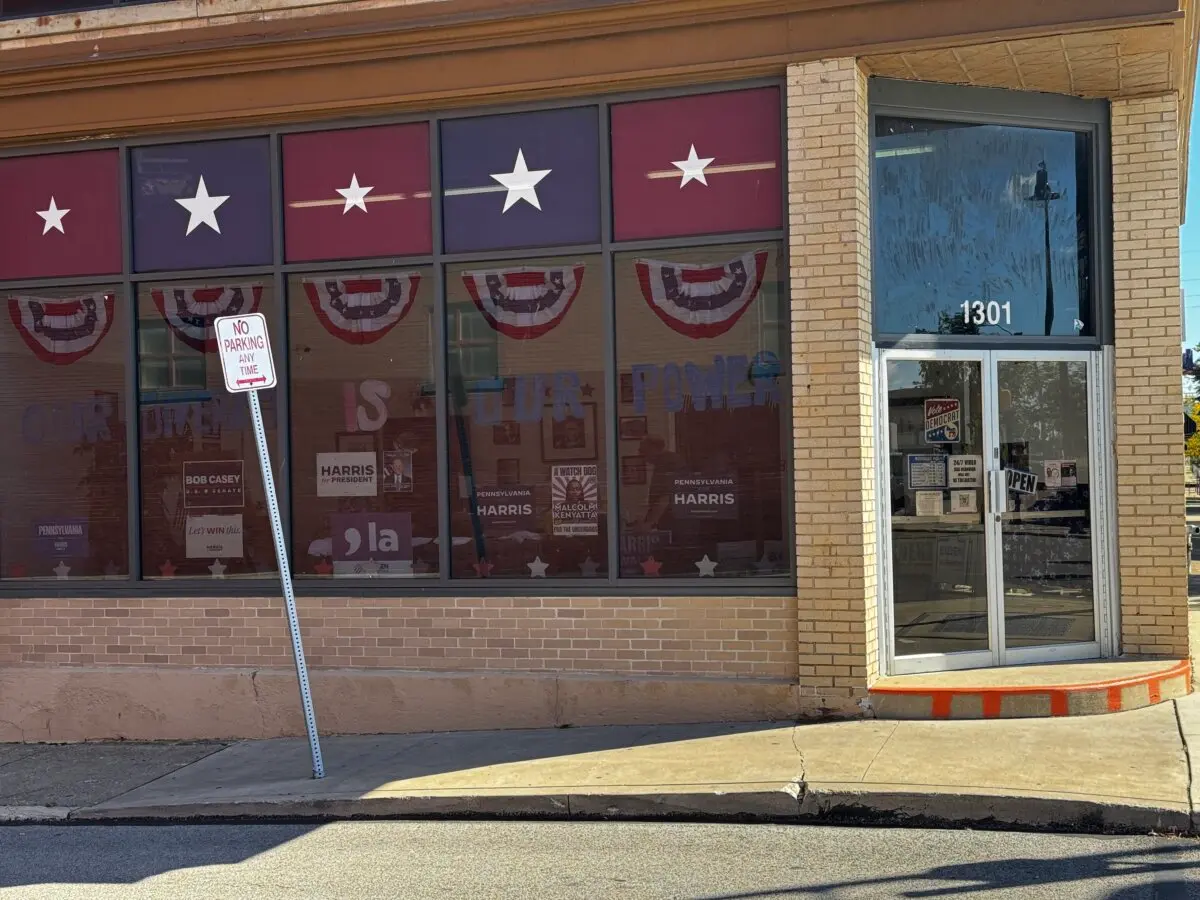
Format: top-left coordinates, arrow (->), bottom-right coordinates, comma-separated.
620,530 -> 669,576
330,512 -> 412,577
551,464 -> 598,536
948,455 -> 982,488
473,485 -> 536,534
33,519 -> 88,560
907,454 -> 948,490
381,448 -> 415,494
671,474 -> 738,519
183,460 -> 244,508
316,451 -> 378,497
185,514 -> 244,558
1044,459 -> 1078,490
924,398 -> 961,443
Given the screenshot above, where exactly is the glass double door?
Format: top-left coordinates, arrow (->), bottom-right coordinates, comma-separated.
881,350 -> 1107,674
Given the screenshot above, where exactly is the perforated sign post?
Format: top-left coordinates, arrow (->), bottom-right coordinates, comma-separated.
214,312 -> 325,779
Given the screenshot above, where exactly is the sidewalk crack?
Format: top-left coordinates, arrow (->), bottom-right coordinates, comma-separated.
1173,699 -> 1194,827
789,725 -> 806,810
860,721 -> 899,783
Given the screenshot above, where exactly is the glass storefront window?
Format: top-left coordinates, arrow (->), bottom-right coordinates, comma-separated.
137,281 -> 279,578
873,117 -> 1093,338
614,241 -> 789,578
0,286 -> 128,579
446,254 -> 608,578
288,268 -> 438,578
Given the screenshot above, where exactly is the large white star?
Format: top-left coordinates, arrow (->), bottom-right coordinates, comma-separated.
37,197 -> 70,235
53,560 -> 70,580
490,149 -> 551,212
672,145 -> 716,188
208,558 -> 226,579
695,554 -> 718,577
336,174 -> 373,214
175,176 -> 230,236
527,556 -> 549,578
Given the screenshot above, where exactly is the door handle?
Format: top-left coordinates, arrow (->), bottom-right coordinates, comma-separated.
988,469 -> 1005,521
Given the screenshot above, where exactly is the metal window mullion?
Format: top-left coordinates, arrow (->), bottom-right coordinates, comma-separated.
118,144 -> 141,582
269,131 -> 293,570
431,118 -> 452,584
598,100 -> 619,587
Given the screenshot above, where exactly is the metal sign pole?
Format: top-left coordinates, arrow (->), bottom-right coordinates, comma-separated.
247,389 -> 325,780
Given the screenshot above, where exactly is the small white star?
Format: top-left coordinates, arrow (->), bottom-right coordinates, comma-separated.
490,149 -> 551,212
53,561 -> 70,580
527,556 -> 549,578
175,176 -> 230,236
672,145 -> 716,188
336,173 -> 373,214
695,554 -> 718,577
208,558 -> 226,578
37,197 -> 70,235
578,556 -> 600,577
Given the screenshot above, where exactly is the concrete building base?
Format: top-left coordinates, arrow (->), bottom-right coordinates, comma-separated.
0,667 -> 862,742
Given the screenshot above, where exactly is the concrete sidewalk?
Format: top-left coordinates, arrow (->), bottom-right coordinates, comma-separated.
4,696 -> 1200,834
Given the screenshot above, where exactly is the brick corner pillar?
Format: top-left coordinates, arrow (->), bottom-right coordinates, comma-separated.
787,58 -> 878,710
1111,93 -> 1188,658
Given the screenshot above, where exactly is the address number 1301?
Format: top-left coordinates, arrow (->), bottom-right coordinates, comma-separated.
960,300 -> 1012,326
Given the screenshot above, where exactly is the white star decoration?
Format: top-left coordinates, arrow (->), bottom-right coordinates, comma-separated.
336,174 -> 373,214
578,556 -> 600,577
490,149 -> 551,212
176,176 -> 230,236
208,558 -> 226,579
527,556 -> 549,578
695,554 -> 718,577
37,197 -> 70,235
53,561 -> 70,580
672,145 -> 715,188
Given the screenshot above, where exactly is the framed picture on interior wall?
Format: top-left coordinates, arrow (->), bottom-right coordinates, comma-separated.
621,456 -> 647,486
619,373 -> 635,405
541,403 -> 598,462
619,416 -> 648,441
336,431 -> 378,454
492,422 -> 521,445
496,458 -> 520,486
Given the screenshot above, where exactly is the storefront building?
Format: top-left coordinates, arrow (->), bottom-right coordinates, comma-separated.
0,0 -> 1192,739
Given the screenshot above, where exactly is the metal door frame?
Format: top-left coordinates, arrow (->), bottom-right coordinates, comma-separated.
876,348 -> 1113,676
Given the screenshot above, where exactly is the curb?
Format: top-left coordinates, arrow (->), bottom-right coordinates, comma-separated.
5,784 -> 1186,835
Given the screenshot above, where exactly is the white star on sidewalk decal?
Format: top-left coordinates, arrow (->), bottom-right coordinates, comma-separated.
336,174 -> 373,214
176,176 -> 230,236
37,197 -> 70,235
490,150 -> 551,212
672,145 -> 716,188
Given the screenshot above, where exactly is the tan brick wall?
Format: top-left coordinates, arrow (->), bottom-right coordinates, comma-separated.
787,58 -> 877,698
1111,93 -> 1188,658
0,595 -> 797,678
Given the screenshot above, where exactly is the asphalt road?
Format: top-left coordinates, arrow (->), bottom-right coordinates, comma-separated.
1,822 -> 1199,899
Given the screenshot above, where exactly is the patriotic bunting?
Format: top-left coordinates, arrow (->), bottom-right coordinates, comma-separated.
131,138 -> 272,272
302,273 -> 421,344
283,124 -> 432,262
461,265 -> 585,339
150,284 -> 264,352
634,249 -> 768,339
0,150 -> 121,281
7,292 -> 116,365
611,87 -> 783,241
441,107 -> 600,253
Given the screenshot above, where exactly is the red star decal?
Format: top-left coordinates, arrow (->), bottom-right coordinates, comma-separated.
640,556 -> 663,576
314,559 -> 333,575
159,560 -> 177,577
8,563 -> 26,578
581,383 -> 594,397
473,559 -> 494,577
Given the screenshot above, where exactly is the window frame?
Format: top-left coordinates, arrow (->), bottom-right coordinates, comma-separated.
0,78 -> 794,597
869,77 -> 1112,351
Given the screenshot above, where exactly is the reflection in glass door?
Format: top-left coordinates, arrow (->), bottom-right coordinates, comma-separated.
880,350 -> 1105,674
995,358 -> 1096,658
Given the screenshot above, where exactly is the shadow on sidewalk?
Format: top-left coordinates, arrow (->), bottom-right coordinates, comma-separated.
697,841 -> 1200,898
